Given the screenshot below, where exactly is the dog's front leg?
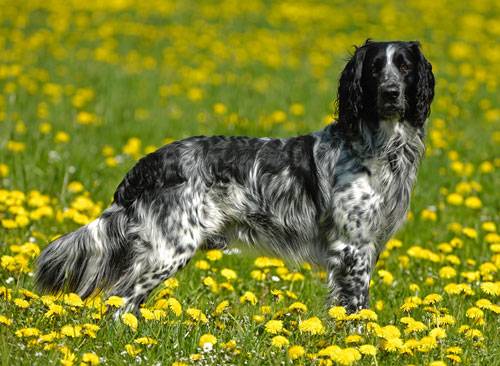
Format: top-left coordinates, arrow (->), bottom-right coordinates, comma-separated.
326,241 -> 377,314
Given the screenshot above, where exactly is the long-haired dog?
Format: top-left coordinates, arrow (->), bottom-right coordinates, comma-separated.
36,40 -> 434,315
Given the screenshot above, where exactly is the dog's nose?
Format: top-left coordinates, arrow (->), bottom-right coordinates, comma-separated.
382,87 -> 400,102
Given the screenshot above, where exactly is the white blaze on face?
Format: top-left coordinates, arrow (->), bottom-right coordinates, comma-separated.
384,44 -> 398,80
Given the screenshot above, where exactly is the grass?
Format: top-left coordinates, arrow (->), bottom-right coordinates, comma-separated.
0,0 -> 499,365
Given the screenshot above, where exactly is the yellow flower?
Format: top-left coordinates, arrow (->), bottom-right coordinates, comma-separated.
0,315 -> 13,326
288,302 -> 308,313
0,164 -> 9,177
161,297 -> 182,316
213,102 -> 227,115
345,334 -> 363,344
206,249 -> 223,261
214,300 -> 230,315
135,336 -> 158,345
462,227 -> 478,239
287,345 -> 305,360
186,308 -> 208,323
271,335 -> 289,348
105,296 -> 124,308
254,256 -> 284,268
464,196 -> 482,209
466,307 -> 484,320
81,352 -> 100,365
446,354 -> 462,363
198,333 -> 217,348
377,270 -> 394,285
358,344 -> 377,356
481,221 -> 497,232
121,313 -> 138,331
298,316 -> 325,335
55,131 -> 70,143
125,344 -> 141,357
333,347 -> 362,365
45,303 -> 66,317
64,293 -> 84,307
60,346 -> 76,366
240,291 -> 258,305
6,140 -> 26,153
13,298 -> 30,309
429,327 -> 447,339
67,181 -> 84,193
480,282 -> 500,296
429,361 -> 447,366
195,260 -> 210,270
329,306 -> 347,320
15,327 -> 40,337
420,209 -> 437,221
265,320 -> 283,334
446,193 -> 463,205
60,325 -> 82,338
122,137 -> 142,158
439,266 -> 457,279
220,268 -> 237,280
423,293 -> 443,305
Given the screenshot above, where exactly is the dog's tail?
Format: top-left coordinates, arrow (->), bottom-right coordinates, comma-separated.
35,204 -> 131,299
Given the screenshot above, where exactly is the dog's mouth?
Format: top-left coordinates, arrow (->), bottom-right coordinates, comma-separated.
378,103 -> 403,119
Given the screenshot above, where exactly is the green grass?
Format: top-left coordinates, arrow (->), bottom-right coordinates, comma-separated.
0,0 -> 499,365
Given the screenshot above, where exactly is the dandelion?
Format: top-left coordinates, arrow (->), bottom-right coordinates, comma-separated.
464,196 -> 482,209
105,296 -> 124,307
447,193 -> 463,205
0,315 -> 13,326
186,308 -> 208,323
220,268 -> 237,280
54,131 -> 70,143
358,344 -> 377,356
329,306 -> 347,320
214,300 -> 230,316
287,345 -> 305,360
423,293 -> 443,305
271,335 -> 289,348
81,352 -> 100,365
121,313 -> 138,331
299,316 -> 325,335
239,291 -> 258,305
0,164 -> 9,177
439,266 -> 457,279
60,325 -> 82,338
125,344 -> 141,357
13,298 -> 29,309
265,320 -> 283,334
466,307 -> 484,320
205,249 -> 223,261
288,302 -> 308,313
429,327 -> 447,339
199,333 -> 217,350
480,282 -> 500,296
134,337 -> 158,346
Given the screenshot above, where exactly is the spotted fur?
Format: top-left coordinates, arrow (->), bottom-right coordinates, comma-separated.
36,40 -> 434,315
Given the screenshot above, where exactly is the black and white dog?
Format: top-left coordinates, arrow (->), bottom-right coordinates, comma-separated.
36,40 -> 434,315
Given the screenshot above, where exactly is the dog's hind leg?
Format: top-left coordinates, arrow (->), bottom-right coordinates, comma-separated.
107,205 -> 206,317
110,247 -> 196,317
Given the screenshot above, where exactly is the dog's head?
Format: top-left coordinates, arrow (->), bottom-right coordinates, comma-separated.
337,40 -> 434,135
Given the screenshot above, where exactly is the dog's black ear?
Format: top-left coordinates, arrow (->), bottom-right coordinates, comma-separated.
337,45 -> 367,136
409,42 -> 435,126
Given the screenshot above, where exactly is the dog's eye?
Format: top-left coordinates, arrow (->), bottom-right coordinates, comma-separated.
372,60 -> 383,73
399,63 -> 409,73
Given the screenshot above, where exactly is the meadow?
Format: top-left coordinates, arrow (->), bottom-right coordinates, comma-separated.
0,0 -> 499,365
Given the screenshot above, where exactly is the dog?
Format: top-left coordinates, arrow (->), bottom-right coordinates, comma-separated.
36,40 -> 434,315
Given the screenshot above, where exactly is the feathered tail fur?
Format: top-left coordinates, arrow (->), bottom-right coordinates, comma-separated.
35,204 -> 131,299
